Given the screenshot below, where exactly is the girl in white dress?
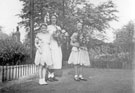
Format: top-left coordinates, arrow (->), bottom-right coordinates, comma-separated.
47,15 -> 62,82
68,22 -> 90,81
35,23 -> 52,85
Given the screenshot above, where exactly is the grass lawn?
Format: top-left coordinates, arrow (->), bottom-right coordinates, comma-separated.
0,68 -> 133,93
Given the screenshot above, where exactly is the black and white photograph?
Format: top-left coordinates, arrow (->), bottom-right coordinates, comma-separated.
0,0 -> 135,93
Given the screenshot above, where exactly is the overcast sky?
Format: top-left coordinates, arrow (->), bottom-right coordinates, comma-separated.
0,0 -> 135,42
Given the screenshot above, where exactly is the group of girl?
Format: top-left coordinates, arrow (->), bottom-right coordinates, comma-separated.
34,14 -> 90,85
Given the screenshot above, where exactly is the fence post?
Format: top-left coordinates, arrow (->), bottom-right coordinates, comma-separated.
27,65 -> 28,75
12,65 -> 14,80
34,65 -> 36,73
2,66 -> 4,82
31,65 -> 32,74
21,65 -> 23,77
23,65 -> 24,76
18,65 -> 20,78
8,66 -> 10,80
0,66 -> 2,82
20,65 -> 22,77
31,64 -> 32,74
29,64 -> 31,75
29,64 -> 30,75
11,66 -> 13,80
16,65 -> 18,79
6,65 -> 8,81
24,65 -> 25,75
33,64 -> 35,74
1,64 -> 39,83
32,64 -> 33,74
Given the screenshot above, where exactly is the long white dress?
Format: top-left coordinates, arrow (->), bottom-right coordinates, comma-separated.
34,33 -> 53,66
47,25 -> 62,69
34,34 -> 42,65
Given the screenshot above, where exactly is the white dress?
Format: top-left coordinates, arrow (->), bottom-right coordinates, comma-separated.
47,25 -> 62,69
78,46 -> 90,66
68,32 -> 90,66
34,33 -> 53,66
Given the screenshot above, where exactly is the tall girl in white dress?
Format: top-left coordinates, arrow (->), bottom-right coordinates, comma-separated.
68,22 -> 90,81
47,15 -> 62,81
35,23 -> 52,85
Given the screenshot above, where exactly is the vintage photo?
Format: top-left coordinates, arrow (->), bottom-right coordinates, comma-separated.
0,0 -> 134,93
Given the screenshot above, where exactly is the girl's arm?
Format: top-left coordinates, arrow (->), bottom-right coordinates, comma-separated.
35,37 -> 39,48
35,36 -> 42,52
70,40 -> 79,47
70,33 -> 79,47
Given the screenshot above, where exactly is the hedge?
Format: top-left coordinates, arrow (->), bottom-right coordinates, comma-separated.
0,37 -> 31,65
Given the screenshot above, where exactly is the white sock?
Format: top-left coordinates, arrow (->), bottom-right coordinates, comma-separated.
74,75 -> 78,78
79,74 -> 83,78
51,73 -> 54,78
39,78 -> 48,85
39,78 -> 43,83
48,72 -> 51,78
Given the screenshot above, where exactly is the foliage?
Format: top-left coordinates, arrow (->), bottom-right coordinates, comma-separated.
0,26 -> 2,31
115,21 -> 134,45
114,20 -> 134,62
19,0 -> 119,63
115,21 -> 134,54
19,0 -> 64,29
66,0 -> 118,31
0,37 -> 31,65
19,0 -> 118,35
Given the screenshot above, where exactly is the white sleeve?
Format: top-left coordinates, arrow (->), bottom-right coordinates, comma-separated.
47,25 -> 54,34
35,33 -> 41,48
56,26 -> 61,30
35,37 -> 39,48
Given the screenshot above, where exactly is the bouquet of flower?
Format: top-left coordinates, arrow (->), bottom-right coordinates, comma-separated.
78,32 -> 90,47
52,29 -> 68,46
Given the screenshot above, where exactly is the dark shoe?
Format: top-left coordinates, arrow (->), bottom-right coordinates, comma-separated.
52,77 -> 58,81
45,77 -> 48,81
48,78 -> 54,82
74,77 -> 80,81
79,77 -> 87,81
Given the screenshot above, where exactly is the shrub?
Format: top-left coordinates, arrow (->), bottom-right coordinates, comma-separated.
0,37 -> 30,65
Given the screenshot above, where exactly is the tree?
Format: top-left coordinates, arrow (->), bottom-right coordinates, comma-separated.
115,21 -> 135,63
0,26 -> 2,31
19,0 -> 118,34
65,0 -> 118,34
114,21 -> 135,62
19,0 -> 64,29
115,21 -> 134,45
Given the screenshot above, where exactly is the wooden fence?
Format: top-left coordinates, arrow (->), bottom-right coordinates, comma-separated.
0,64 -> 38,82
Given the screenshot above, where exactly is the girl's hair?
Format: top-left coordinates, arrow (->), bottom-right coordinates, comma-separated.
39,23 -> 48,33
51,13 -> 58,19
40,23 -> 47,29
76,19 -> 83,24
50,13 -> 59,22
50,14 -> 58,25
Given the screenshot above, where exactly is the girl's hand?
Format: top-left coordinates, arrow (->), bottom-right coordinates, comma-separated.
38,48 -> 42,54
61,29 -> 66,33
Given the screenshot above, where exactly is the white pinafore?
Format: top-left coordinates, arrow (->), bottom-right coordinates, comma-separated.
34,33 -> 53,66
47,25 -> 62,69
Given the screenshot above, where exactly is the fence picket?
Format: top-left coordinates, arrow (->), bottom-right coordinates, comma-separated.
1,64 -> 37,82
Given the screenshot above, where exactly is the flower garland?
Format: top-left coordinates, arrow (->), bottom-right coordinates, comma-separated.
78,31 -> 90,47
